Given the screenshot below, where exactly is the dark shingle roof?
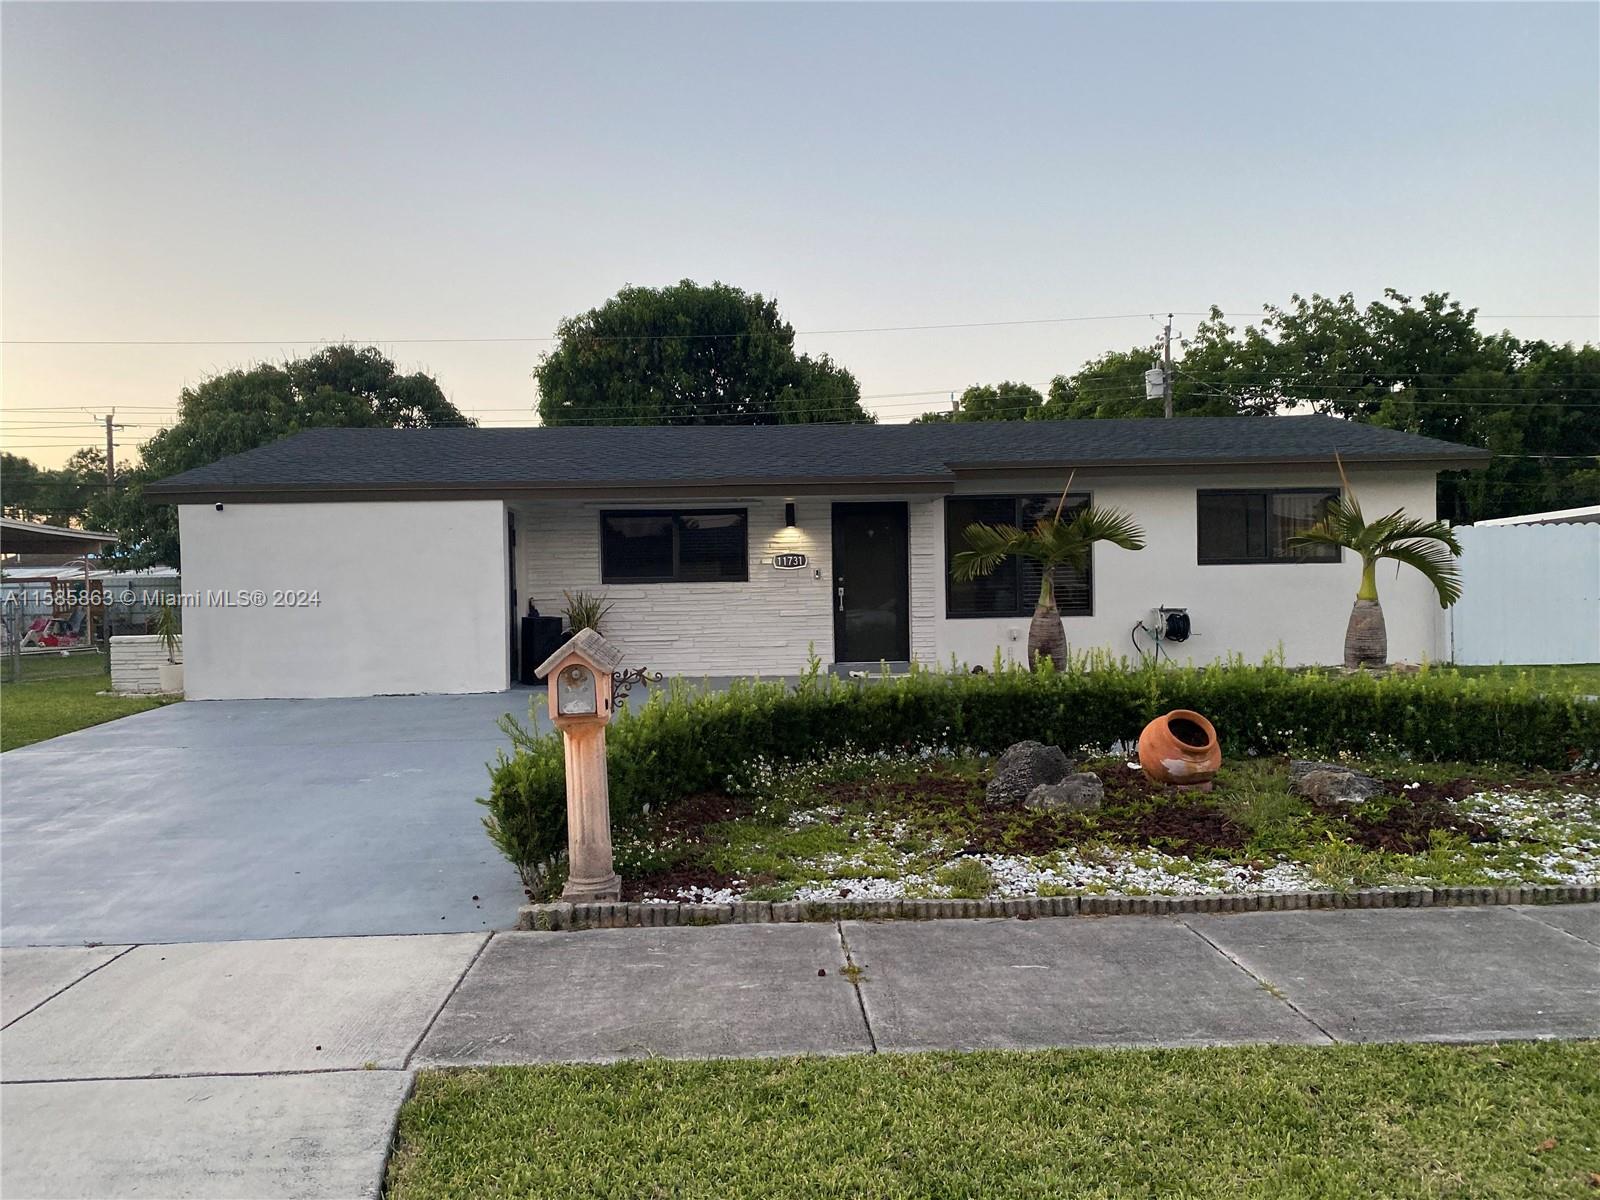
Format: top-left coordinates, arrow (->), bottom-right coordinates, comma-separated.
145,416 -> 1488,499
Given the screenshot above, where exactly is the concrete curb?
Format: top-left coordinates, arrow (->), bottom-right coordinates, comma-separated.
519,884 -> 1600,931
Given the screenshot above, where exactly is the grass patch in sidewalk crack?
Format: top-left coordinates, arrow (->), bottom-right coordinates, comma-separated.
387,1040 -> 1600,1200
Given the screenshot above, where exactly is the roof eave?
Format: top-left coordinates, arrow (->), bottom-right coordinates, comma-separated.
143,474 -> 960,504
947,450 -> 1490,474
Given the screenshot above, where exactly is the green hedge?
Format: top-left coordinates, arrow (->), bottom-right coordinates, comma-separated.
480,662 -> 1600,888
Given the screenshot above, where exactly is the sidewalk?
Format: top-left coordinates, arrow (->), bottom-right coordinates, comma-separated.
3,904 -> 1596,1198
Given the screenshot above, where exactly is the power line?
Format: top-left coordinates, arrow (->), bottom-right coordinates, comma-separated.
3,310 -> 1595,348
0,312 -> 1181,347
8,375 -> 1600,445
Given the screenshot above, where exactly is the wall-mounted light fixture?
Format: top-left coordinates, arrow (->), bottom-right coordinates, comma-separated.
784,502 -> 797,528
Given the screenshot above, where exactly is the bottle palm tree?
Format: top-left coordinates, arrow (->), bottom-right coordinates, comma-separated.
1286,459 -> 1463,670
952,487 -> 1145,670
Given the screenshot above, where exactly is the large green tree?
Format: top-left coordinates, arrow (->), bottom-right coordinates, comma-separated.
1201,291 -> 1599,523
1042,313 -> 1281,420
969,291 -> 1595,524
535,281 -> 872,426
86,345 -> 471,567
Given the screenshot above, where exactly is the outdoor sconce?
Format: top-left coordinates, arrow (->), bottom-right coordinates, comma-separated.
538,628 -> 628,903
785,502 -> 797,527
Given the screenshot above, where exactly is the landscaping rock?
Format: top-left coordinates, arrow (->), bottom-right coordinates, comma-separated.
987,741 -> 1072,807
1025,773 -> 1105,813
1290,760 -> 1381,804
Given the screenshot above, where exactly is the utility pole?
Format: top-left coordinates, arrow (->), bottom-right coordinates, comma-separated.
1164,315 -> 1177,422
102,412 -> 118,494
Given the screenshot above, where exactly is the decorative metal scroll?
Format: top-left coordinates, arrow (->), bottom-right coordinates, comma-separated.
611,666 -> 663,709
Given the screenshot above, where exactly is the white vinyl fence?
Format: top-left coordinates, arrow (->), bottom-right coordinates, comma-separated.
1450,522 -> 1600,665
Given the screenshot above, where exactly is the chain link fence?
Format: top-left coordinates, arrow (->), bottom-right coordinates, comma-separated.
1,574 -> 178,685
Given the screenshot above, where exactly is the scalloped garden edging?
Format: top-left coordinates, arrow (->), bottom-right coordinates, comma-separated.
520,883 -> 1599,931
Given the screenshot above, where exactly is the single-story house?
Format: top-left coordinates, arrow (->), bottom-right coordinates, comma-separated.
143,416 -> 1489,700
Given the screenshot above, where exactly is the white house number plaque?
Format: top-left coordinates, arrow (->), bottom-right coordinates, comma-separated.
772,553 -> 808,570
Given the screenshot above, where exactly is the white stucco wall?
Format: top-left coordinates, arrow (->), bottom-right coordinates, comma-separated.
929,464 -> 1448,669
178,500 -> 509,699
515,463 -> 1447,678
177,465 -> 1447,697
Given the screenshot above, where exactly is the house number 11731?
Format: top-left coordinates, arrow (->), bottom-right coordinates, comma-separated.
772,553 -> 808,570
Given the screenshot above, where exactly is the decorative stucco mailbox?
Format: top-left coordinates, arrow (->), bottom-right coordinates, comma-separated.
537,628 -> 628,903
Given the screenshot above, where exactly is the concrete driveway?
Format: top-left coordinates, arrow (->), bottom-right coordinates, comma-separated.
0,691 -> 547,946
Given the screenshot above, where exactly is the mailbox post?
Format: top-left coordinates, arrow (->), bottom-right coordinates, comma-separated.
537,628 -> 628,903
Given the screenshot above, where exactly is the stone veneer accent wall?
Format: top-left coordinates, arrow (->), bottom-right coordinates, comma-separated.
110,634 -> 182,694
908,498 -> 940,665
517,497 -> 944,677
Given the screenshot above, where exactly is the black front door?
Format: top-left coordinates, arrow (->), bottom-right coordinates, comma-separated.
832,502 -> 910,664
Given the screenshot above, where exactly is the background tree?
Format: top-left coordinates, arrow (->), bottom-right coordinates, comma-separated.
953,290 -> 1594,524
914,381 -> 1043,423
536,280 -> 872,426
86,345 -> 471,568
1041,314 -> 1280,420
1,449 -> 128,527
1226,291 -> 1599,523
2,454 -> 62,523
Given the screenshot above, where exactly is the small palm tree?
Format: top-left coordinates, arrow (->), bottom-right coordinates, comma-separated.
952,486 -> 1145,669
1286,459 -> 1463,670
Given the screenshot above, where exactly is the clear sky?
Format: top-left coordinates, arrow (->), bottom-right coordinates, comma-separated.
3,1 -> 1597,466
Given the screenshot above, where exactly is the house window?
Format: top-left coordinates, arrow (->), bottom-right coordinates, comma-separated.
600,509 -> 748,583
1196,489 -> 1341,564
945,494 -> 1093,618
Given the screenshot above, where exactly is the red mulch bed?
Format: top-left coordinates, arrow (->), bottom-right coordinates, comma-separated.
650,791 -> 755,837
1322,770 -> 1595,853
620,865 -> 762,903
618,791 -> 764,901
820,762 -> 1250,857
1320,777 -> 1497,853
621,760 -> 1589,898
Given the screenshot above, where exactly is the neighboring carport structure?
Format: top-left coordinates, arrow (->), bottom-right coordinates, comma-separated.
0,517 -> 116,559
1,519 -> 117,663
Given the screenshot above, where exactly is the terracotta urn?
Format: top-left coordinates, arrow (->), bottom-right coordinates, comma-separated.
1138,709 -> 1222,790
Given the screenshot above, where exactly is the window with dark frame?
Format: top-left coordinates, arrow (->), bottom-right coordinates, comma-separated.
1196,489 -> 1341,564
601,509 -> 748,583
945,494 -> 1093,618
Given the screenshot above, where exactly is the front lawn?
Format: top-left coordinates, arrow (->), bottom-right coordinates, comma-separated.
612,749 -> 1600,903
1448,664 -> 1600,695
388,1041 -> 1600,1200
0,674 -> 174,751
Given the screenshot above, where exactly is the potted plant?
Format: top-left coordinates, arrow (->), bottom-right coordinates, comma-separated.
561,590 -> 615,636
155,597 -> 184,694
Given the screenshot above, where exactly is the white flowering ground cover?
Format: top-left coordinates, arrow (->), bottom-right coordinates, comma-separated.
612,747 -> 1600,906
